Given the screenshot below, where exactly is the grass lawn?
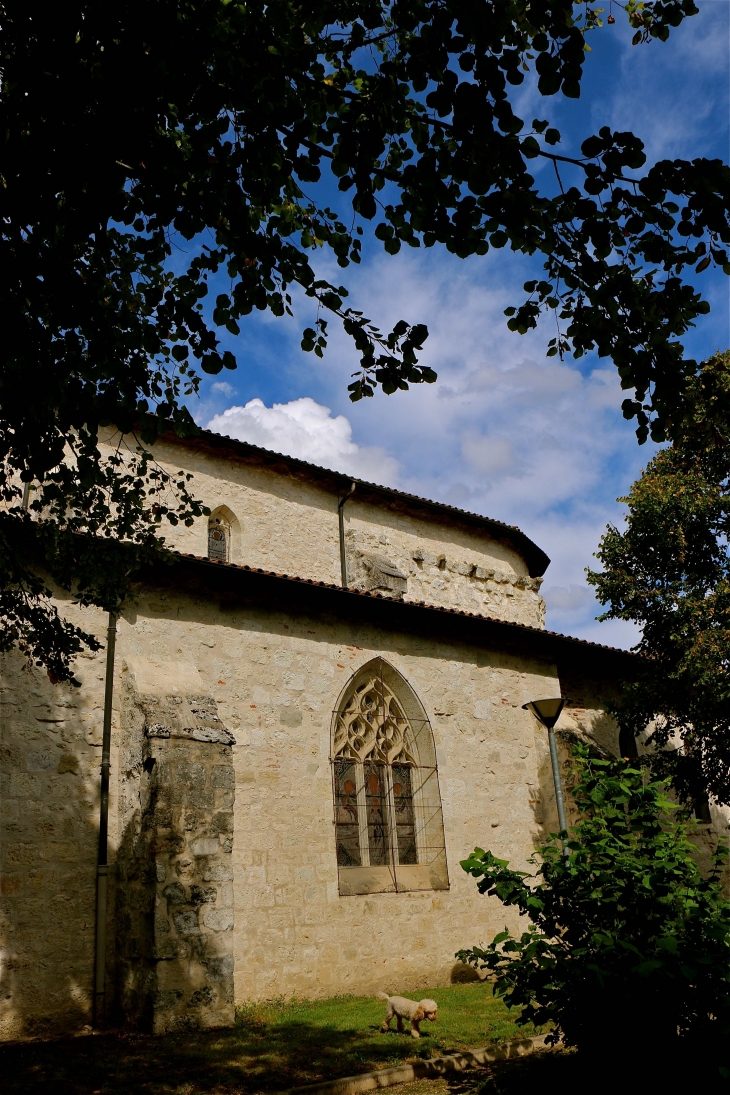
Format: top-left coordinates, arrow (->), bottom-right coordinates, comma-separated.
1,982 -> 545,1095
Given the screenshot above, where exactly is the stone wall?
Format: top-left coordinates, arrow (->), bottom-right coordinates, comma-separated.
98,433 -> 544,628
115,670 -> 236,1034
345,526 -> 544,626
110,579 -> 607,1003
10,566 -> 730,1040
0,575 -> 633,1039
0,604 -> 114,1041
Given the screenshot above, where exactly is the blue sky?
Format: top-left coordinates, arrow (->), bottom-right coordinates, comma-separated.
192,4 -> 730,648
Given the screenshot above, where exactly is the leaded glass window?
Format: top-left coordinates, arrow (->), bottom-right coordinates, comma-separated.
392,765 -> 417,865
331,658 -> 448,895
364,762 -> 389,866
334,760 -> 362,866
208,518 -> 229,562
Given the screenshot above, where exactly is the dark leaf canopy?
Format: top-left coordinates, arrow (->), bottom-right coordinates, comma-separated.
2,0 -> 724,680
589,352 -> 730,804
2,0 -> 713,444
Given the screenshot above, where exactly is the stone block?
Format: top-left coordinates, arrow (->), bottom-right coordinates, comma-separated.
175,761 -> 207,789
56,754 -> 79,775
163,882 -> 187,905
154,989 -> 183,1010
191,837 -> 219,856
158,1013 -> 199,1034
282,672 -> 306,691
202,861 -> 234,883
210,811 -> 233,835
211,766 -> 235,788
190,885 -> 217,906
202,907 -> 234,932
26,751 -> 57,772
172,907 -> 201,935
203,954 -> 234,982
154,939 -> 179,960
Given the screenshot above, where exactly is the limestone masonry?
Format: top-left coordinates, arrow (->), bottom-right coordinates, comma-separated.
1,429 -> 722,1041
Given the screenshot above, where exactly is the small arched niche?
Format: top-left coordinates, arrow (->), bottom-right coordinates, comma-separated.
207,505 -> 241,564
331,657 -> 449,896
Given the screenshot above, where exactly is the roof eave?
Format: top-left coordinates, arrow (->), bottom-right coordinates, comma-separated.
135,551 -> 640,678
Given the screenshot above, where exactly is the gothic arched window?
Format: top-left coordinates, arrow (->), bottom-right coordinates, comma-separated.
331,658 -> 448,896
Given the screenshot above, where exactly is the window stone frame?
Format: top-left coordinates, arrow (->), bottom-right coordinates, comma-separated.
330,657 -> 449,896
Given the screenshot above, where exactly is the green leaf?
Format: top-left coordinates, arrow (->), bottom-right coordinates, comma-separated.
201,354 -> 223,375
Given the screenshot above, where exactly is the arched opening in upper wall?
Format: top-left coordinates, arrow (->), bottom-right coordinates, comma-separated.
207,505 -> 241,563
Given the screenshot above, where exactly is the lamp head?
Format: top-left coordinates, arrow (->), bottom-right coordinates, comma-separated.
522,697 -> 565,730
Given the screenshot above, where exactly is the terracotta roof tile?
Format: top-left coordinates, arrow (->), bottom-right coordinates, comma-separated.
175,551 -> 636,659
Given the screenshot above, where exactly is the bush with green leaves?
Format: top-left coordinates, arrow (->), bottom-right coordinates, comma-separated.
457,745 -> 730,1073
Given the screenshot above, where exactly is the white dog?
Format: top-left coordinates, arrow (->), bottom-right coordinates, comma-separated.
377,992 -> 438,1038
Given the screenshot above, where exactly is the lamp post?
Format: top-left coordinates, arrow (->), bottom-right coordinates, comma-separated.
523,697 -> 568,855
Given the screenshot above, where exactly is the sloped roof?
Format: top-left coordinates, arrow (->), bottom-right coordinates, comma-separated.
155,551 -> 639,676
160,425 -> 552,578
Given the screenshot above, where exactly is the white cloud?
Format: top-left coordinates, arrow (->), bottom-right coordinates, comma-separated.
461,435 -> 517,476
289,247 -> 657,646
211,381 -> 234,395
206,396 -> 400,483
543,584 -> 594,614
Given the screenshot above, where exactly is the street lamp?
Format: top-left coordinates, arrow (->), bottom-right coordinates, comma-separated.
523,697 -> 568,854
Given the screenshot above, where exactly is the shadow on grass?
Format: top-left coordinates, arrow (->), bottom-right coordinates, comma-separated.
0,1018 -> 469,1095
0,984 -> 540,1095
10,1029 -> 706,1095
387,1047 -> 729,1095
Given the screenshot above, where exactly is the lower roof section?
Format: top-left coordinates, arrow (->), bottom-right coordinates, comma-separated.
135,553 -> 640,681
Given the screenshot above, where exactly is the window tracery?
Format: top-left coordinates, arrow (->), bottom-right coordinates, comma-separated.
331,658 -> 448,895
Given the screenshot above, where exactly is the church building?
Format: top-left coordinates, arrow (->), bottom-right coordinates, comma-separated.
1,426 -> 640,1040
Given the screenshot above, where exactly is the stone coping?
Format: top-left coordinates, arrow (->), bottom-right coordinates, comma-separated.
287,1034 -> 549,1095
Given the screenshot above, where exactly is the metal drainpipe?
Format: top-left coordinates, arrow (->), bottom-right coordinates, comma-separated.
337,482 -> 357,587
93,612 -> 118,1029
547,724 -> 569,851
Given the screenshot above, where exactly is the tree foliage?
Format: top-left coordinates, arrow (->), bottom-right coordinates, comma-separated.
3,0 -> 728,680
588,351 -> 730,806
457,746 -> 730,1074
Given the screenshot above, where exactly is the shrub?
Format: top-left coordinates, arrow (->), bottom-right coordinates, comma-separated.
457,746 -> 730,1075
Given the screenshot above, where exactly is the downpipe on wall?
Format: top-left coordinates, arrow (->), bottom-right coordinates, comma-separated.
338,482 -> 357,587
93,612 -> 118,1029
547,724 -> 569,850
